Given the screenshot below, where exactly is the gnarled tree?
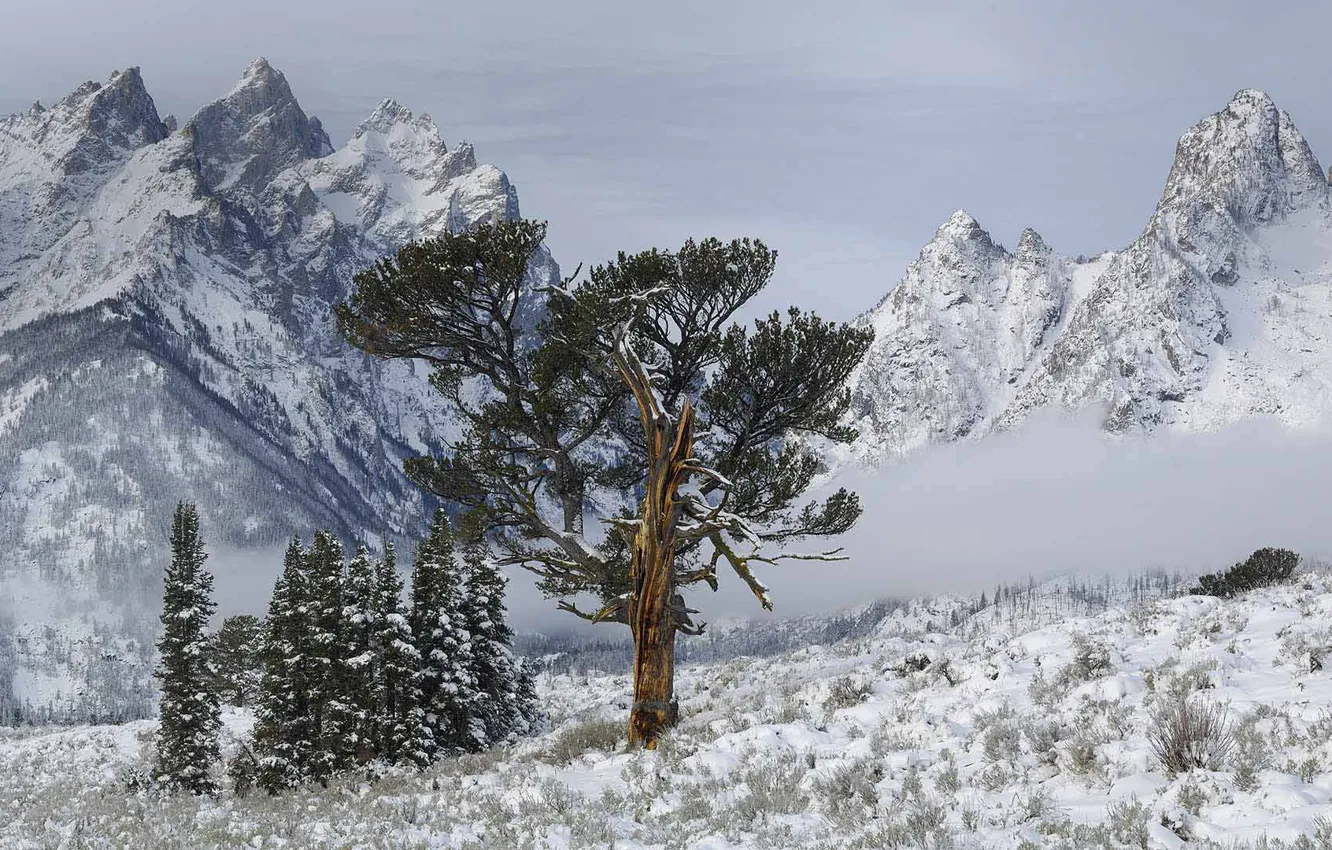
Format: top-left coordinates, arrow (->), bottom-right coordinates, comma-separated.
336,219 -> 872,746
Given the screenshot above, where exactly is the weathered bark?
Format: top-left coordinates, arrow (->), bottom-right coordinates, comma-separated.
621,346 -> 696,747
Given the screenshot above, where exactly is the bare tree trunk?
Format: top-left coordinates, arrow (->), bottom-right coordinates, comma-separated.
626,400 -> 695,748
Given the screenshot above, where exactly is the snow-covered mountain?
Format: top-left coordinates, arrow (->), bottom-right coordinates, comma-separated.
0,60 -> 557,720
847,89 -> 1332,462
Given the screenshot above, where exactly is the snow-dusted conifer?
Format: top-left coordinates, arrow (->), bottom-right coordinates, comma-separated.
408,510 -> 476,757
153,502 -> 221,793
342,544 -> 378,761
253,538 -> 315,792
458,528 -> 521,747
211,614 -> 263,707
512,659 -> 545,738
304,531 -> 353,781
372,543 -> 429,764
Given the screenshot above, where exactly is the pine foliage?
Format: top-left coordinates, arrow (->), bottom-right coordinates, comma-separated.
304,531 -> 355,781
153,502 -> 220,794
210,614 -> 263,708
459,530 -> 522,746
253,538 -> 316,792
1192,547 -> 1300,598
371,544 -> 430,765
409,511 -> 477,756
248,519 -> 537,791
342,545 -> 379,761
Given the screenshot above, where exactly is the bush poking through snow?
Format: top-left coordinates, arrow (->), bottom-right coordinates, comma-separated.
1232,709 -> 1272,792
1057,633 -> 1113,688
1105,796 -> 1150,848
812,758 -> 880,822
1192,547 -> 1300,598
823,676 -> 872,714
541,717 -> 624,763
1148,699 -> 1234,775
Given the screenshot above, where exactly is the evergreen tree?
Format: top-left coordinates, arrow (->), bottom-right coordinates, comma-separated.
372,544 -> 430,765
458,529 -> 523,747
210,614 -> 263,707
304,531 -> 354,781
153,502 -> 221,793
1192,547 -> 1300,598
337,220 -> 873,746
408,511 -> 476,757
253,538 -> 315,792
511,659 -> 544,738
342,544 -> 378,761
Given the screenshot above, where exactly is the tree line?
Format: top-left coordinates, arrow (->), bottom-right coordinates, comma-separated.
153,503 -> 540,795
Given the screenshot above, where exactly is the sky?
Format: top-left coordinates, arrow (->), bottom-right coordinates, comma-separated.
5,0 -> 1332,322
8,1 -> 1332,630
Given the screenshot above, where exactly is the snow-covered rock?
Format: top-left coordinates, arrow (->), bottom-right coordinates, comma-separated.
0,60 -> 557,720
847,89 -> 1332,463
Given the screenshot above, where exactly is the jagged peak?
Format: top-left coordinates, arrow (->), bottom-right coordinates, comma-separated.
444,139 -> 478,173
928,209 -> 998,254
1224,87 -> 1277,115
229,57 -> 282,96
57,80 -> 102,109
942,209 -> 980,231
352,98 -> 440,140
189,59 -> 333,192
1157,87 -> 1326,223
359,98 -> 415,130
1015,227 -> 1049,261
1017,227 -> 1045,249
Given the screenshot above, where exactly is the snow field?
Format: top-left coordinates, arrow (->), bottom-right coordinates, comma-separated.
5,574 -> 1332,847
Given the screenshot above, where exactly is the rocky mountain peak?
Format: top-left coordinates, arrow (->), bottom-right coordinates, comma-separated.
936,208 -> 988,241
1014,227 -> 1049,263
1,66 -> 168,180
187,58 -> 334,194
356,98 -> 421,135
914,209 -> 1006,278
1156,88 -> 1326,225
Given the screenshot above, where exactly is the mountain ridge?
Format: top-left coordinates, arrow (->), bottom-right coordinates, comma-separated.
0,60 -> 555,720
844,88 -> 1332,464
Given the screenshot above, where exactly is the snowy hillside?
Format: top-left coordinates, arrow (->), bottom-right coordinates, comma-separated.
847,89 -> 1332,463
4,571 -> 1332,847
0,59 -> 557,721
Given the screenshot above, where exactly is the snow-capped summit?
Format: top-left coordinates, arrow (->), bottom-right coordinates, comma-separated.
188,58 -> 334,194
844,88 -> 1332,463
304,97 -> 519,247
846,211 -> 1073,458
0,60 -> 556,720
356,98 -> 427,135
1156,89 -> 1326,226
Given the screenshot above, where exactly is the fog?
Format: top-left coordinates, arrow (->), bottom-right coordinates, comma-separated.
749,413 -> 1332,616
207,414 -> 1332,634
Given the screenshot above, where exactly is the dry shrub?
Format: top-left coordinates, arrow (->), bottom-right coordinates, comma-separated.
1148,699 -> 1233,775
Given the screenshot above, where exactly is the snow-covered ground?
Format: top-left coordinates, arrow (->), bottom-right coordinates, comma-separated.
5,573 -> 1332,849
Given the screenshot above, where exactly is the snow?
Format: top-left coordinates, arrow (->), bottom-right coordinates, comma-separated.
5,573 -> 1332,847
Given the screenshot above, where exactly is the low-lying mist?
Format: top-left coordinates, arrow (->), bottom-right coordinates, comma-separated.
771,412 -> 1332,615
211,414 -> 1332,634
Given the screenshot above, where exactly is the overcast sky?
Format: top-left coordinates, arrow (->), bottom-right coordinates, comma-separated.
6,0 -> 1332,321
7,1 -> 1332,628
